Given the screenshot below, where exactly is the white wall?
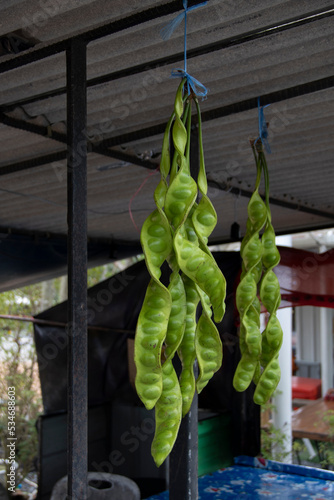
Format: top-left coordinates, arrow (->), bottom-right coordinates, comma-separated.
295,305 -> 334,392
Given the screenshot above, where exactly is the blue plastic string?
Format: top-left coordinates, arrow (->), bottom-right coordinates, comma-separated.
184,0 -> 187,73
160,0 -> 208,99
256,97 -> 271,153
160,1 -> 207,42
171,69 -> 208,97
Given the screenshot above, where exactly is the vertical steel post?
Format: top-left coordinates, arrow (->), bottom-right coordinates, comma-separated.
169,382 -> 198,500
66,38 -> 88,500
169,121 -> 199,500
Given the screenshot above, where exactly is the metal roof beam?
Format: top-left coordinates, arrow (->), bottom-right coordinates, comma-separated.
1,5 -> 334,112
3,73 -> 332,160
0,111 -> 333,223
208,180 -> 334,221
0,112 -> 159,172
0,150 -> 67,176
2,64 -> 334,174
0,1 -> 205,75
85,75 -> 334,148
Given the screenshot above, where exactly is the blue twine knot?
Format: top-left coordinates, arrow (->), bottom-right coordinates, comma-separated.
171,68 -> 208,99
161,1 -> 208,99
256,97 -> 271,154
160,1 -> 207,41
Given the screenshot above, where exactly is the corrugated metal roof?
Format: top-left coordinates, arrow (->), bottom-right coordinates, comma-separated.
0,0 -> 333,285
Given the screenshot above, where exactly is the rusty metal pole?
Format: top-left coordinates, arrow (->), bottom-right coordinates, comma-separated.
66,38 -> 88,500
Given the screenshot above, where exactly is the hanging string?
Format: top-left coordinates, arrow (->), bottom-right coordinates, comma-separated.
160,0 -> 208,99
171,69 -> 207,97
160,1 -> 207,43
256,97 -> 271,154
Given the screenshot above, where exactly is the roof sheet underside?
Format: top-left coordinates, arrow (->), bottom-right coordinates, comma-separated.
0,0 -> 333,246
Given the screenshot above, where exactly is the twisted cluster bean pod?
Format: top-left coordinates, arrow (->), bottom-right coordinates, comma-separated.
172,100 -> 226,324
233,151 -> 267,392
253,143 -> 283,405
152,82 -> 197,467
195,286 -> 222,393
135,79 -> 226,466
178,274 -> 200,416
233,139 -> 283,405
165,83 -> 225,392
151,267 -> 186,467
134,109 -> 176,410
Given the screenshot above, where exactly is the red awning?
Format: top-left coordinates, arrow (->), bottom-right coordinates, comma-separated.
276,246 -> 334,308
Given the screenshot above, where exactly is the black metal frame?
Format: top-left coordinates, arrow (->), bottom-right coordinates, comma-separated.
1,2 -> 334,498
66,38 -> 88,499
1,5 -> 333,111
1,110 -> 334,224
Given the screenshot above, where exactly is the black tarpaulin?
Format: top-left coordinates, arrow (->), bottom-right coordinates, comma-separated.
33,252 -> 260,457
0,230 -> 141,293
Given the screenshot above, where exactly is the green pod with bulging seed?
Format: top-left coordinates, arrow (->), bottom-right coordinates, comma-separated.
134,92 -> 177,410
253,355 -> 281,405
233,352 -> 258,392
262,223 -> 280,269
265,314 -> 283,350
134,279 -> 172,409
135,207 -> 173,410
178,274 -> 200,416
260,270 -> 281,314
165,169 -> 197,230
165,82 -> 197,231
192,195 -> 217,240
164,270 -> 187,361
140,209 -> 172,279
234,142 -> 267,393
151,358 -> 182,467
255,142 -> 283,404
174,229 -> 226,323
195,287 -> 222,394
243,317 -> 261,358
248,191 -> 267,231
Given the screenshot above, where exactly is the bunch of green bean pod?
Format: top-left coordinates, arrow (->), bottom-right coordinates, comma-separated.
233,139 -> 283,405
233,149 -> 266,392
253,142 -> 283,405
135,78 -> 226,466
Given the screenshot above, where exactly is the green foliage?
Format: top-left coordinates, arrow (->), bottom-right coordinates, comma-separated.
318,410 -> 334,469
292,439 -> 306,456
0,284 -> 43,486
261,425 -> 290,462
259,396 -> 290,462
87,259 -> 143,288
0,257 -> 142,487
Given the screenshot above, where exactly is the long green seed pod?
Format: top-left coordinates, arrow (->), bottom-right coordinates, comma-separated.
233,145 -> 267,392
254,143 -> 283,405
151,358 -> 182,467
178,274 -> 200,416
134,108 -> 176,410
151,267 -> 186,467
195,286 -> 222,393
